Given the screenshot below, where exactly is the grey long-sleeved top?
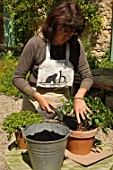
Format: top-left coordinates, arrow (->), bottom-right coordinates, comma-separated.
12,35 -> 93,100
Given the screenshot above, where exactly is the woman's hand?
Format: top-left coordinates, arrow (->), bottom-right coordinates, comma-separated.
69,98 -> 92,124
33,92 -> 56,114
68,87 -> 92,123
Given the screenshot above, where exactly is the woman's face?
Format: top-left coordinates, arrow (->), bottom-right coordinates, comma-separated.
52,29 -> 74,46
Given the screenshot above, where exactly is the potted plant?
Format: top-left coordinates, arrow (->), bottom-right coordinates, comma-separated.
59,96 -> 113,155
2,110 -> 44,149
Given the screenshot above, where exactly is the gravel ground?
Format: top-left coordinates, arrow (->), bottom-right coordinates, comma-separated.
0,93 -> 113,170
0,94 -> 22,170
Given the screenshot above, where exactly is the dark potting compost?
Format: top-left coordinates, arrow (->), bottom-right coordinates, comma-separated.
49,106 -> 77,131
27,130 -> 65,141
62,115 -> 78,131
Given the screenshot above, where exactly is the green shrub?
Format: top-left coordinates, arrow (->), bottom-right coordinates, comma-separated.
0,53 -> 22,97
5,0 -> 102,54
59,96 -> 113,133
98,50 -> 113,68
87,53 -> 99,69
2,110 -> 44,141
75,0 -> 102,33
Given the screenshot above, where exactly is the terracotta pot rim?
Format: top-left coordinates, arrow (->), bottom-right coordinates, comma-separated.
70,128 -> 98,139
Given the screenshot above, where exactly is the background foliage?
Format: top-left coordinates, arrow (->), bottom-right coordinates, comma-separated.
5,0 -> 102,53
0,53 -> 22,97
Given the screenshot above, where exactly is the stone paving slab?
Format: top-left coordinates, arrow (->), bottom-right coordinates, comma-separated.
4,149 -> 113,170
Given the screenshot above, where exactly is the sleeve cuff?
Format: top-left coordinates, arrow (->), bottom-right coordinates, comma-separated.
23,85 -> 37,101
80,78 -> 93,91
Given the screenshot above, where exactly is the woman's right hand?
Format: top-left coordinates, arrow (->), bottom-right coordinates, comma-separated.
33,92 -> 56,114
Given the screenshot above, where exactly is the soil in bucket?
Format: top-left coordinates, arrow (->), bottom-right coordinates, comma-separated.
22,122 -> 70,170
26,130 -> 65,141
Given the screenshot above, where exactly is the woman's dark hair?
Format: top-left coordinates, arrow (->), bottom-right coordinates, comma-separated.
42,2 -> 85,41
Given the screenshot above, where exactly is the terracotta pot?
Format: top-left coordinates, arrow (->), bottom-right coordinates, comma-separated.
67,128 -> 98,155
15,131 -> 27,149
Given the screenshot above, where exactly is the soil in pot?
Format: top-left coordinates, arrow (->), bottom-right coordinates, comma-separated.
59,115 -> 98,155
27,130 -> 65,141
62,115 -> 78,131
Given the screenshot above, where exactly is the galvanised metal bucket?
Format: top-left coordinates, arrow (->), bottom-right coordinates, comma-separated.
22,122 -> 70,170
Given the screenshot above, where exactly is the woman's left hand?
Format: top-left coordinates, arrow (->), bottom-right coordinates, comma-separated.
69,98 -> 92,124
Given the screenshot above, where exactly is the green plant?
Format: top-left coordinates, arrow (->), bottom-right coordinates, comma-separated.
2,110 -> 44,141
59,96 -> 113,133
0,52 -> 30,97
0,53 -> 22,97
75,0 -> 102,33
5,0 -> 53,50
5,0 -> 102,54
98,50 -> 113,68
87,53 -> 99,69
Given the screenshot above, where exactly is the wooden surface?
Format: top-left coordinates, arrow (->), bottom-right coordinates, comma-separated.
74,68 -> 113,104
74,68 -> 113,92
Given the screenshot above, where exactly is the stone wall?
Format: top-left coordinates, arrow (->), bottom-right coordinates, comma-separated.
93,0 -> 113,58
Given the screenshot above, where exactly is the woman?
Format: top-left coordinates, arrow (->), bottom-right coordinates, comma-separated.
12,2 -> 93,124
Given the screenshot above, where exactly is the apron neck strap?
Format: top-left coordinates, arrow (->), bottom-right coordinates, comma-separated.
66,43 -> 70,61
46,43 -> 70,60
46,43 -> 51,60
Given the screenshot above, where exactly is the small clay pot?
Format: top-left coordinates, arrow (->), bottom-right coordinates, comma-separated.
15,131 -> 27,149
67,128 -> 98,155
